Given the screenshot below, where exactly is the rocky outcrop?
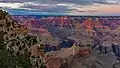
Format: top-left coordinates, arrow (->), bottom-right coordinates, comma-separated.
97,44 -> 120,58
45,57 -> 63,68
11,14 -> 120,68
0,10 -> 46,68
98,45 -> 112,54
64,51 -> 119,68
112,45 -> 120,57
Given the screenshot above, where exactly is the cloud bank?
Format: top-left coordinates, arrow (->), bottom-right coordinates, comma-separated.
0,0 -> 120,15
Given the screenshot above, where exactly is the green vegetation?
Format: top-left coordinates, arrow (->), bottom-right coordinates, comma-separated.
0,37 -> 32,68
0,50 -> 32,68
0,10 -> 46,68
0,33 -> 46,68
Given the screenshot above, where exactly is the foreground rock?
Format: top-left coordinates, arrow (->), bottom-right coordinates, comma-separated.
0,10 -> 46,68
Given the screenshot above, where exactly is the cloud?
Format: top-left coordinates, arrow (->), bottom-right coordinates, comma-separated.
0,1 -> 98,15
94,0 -> 120,4
5,8 -> 69,15
54,0 -> 94,5
22,5 -> 69,13
0,0 -> 120,15
0,2 -> 24,8
55,0 -> 120,5
0,0 -> 27,3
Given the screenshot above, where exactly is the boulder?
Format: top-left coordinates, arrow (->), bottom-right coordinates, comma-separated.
45,57 -> 63,68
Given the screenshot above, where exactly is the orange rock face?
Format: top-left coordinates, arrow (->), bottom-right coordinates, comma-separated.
45,57 -> 63,68
82,19 -> 103,29
39,26 -> 52,36
76,49 -> 91,57
82,19 -> 94,29
28,45 -> 44,57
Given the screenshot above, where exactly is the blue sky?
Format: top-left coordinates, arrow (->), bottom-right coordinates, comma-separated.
0,0 -> 120,15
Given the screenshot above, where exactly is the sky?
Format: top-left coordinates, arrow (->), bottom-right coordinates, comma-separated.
0,0 -> 120,16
